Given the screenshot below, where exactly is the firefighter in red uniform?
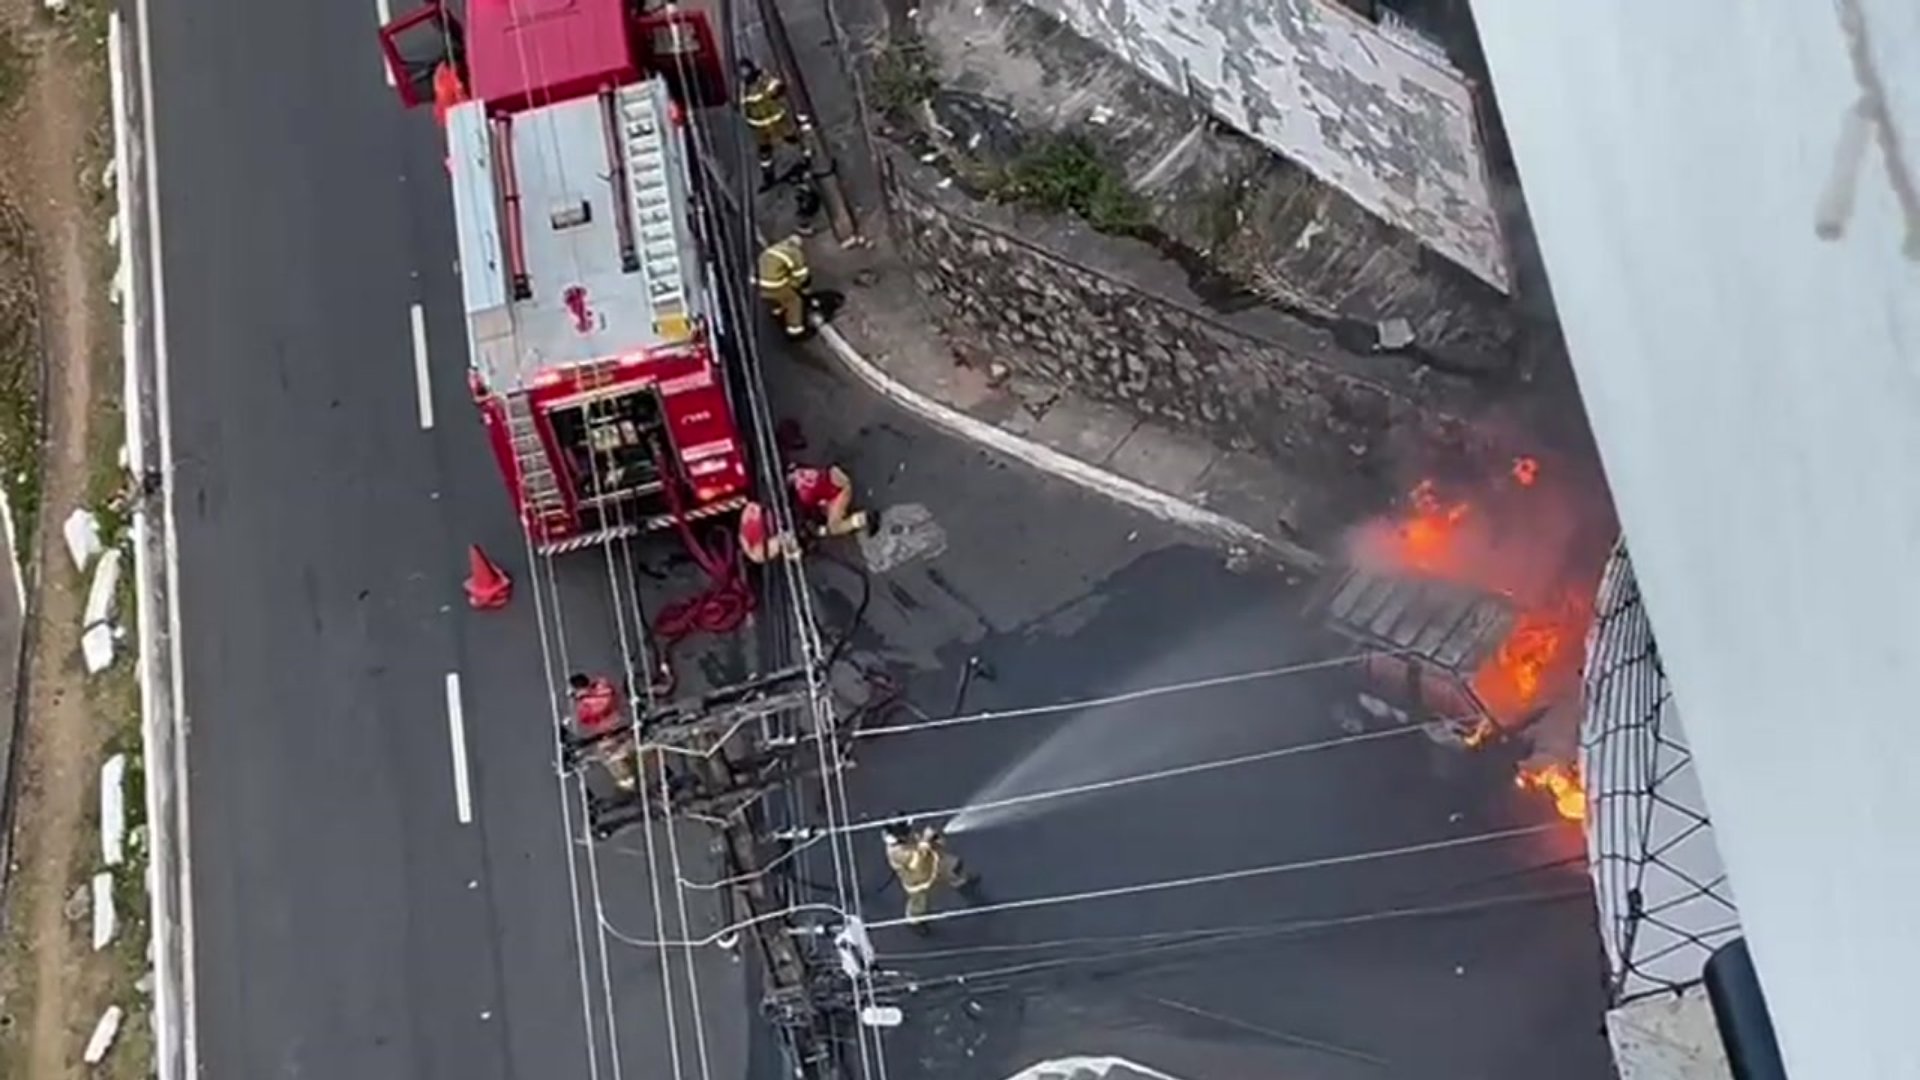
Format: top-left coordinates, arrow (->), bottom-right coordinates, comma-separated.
789,463 -> 870,538
568,672 -> 640,790
738,499 -> 799,565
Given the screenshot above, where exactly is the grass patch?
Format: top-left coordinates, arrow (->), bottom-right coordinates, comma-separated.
869,36 -> 937,120
994,135 -> 1150,237
0,24 -> 26,114
0,202 -> 44,560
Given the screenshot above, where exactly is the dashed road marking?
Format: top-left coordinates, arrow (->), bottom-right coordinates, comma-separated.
445,672 -> 473,824
410,302 -> 435,430
375,0 -> 394,85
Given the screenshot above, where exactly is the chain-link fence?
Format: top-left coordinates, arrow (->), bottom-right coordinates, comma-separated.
1580,539 -> 1742,1005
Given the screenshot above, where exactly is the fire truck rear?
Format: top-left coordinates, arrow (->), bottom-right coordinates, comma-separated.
378,0 -> 749,553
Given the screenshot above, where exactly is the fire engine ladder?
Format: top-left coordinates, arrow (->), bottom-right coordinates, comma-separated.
506,393 -> 570,530
618,84 -> 690,339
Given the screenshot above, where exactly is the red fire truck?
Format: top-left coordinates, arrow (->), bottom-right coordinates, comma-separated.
378,0 -> 751,554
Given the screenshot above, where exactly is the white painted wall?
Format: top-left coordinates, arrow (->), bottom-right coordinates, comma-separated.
1467,1 -> 1920,1077
1026,0 -> 1508,291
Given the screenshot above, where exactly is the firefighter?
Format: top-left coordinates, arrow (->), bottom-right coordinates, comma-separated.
882,821 -> 976,932
757,234 -> 815,339
790,462 -> 871,538
432,61 -> 469,128
738,59 -> 801,189
569,672 -> 638,790
738,500 -> 799,565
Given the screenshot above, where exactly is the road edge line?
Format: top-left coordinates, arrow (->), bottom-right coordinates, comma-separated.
114,7 -> 193,1079
815,323 -> 1298,558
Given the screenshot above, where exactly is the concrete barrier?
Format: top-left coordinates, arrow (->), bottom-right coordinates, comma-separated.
110,9 -> 193,1078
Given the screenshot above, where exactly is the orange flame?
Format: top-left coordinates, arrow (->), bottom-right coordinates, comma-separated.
1472,608 -> 1570,717
1512,456 -> 1539,487
1516,763 -> 1585,822
1392,479 -> 1471,574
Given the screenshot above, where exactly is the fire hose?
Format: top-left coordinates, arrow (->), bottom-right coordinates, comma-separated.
653,485 -> 756,638
650,453 -> 757,688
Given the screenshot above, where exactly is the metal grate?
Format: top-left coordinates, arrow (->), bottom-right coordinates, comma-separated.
1580,539 -> 1742,1004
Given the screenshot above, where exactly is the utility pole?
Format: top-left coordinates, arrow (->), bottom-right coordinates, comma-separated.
752,0 -> 864,245
572,675 -> 858,1079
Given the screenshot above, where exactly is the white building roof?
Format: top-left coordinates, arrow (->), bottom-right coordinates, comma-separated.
1027,0 -> 1510,291
1469,0 -> 1920,1076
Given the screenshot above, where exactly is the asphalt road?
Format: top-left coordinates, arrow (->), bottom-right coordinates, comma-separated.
765,351 -> 1616,1080
148,1 -> 745,1075
146,4 -> 1611,1079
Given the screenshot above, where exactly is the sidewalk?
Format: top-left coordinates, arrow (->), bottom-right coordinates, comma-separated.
747,0 -> 1323,572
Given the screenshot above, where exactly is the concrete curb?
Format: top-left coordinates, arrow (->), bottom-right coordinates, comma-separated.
110,10 -> 191,1079
816,323 -> 1304,560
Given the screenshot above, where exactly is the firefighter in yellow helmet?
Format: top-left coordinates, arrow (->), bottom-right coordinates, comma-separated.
883,821 -> 977,933
757,234 -> 815,339
739,59 -> 801,190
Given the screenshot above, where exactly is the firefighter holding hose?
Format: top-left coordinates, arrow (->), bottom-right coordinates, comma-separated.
883,820 -> 977,932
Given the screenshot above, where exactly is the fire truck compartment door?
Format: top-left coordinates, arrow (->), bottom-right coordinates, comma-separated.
632,9 -> 727,109
379,2 -> 465,108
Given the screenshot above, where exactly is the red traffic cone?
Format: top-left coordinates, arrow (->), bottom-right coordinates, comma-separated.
465,544 -> 513,610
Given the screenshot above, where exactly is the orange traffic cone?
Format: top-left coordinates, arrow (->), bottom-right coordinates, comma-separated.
465,544 -> 513,610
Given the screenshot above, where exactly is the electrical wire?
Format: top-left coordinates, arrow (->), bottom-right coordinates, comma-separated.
863,823 -> 1558,932
878,887 -> 1590,1006
853,651 -> 1404,738
877,853 -> 1591,962
516,523 -> 609,1080
540,542 -> 634,1080
666,32 -> 897,1079
601,821 -> 1557,948
841,722 -> 1435,839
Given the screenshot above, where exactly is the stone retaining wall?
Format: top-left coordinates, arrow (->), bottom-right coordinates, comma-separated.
886,172 -> 1467,485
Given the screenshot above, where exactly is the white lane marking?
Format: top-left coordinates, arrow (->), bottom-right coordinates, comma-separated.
445,673 -> 473,824
132,0 -> 200,1071
375,0 -> 394,86
410,303 -> 435,430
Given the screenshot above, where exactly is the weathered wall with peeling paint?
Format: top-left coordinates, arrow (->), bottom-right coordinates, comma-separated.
915,0 -> 1520,368
1018,0 -> 1509,290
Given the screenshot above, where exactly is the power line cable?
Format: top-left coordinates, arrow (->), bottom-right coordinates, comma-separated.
862,823 -> 1558,932
876,887 -> 1590,998
602,822 -> 1558,947
517,526 -> 611,1080
853,652 -> 1403,739
840,723 -> 1436,839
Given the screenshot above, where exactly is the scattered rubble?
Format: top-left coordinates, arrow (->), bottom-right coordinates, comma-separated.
101,752 -> 126,866
81,1004 -> 123,1064
62,507 -> 101,573
63,880 -> 90,923
90,871 -> 116,950
83,547 -> 121,627
81,623 -> 114,674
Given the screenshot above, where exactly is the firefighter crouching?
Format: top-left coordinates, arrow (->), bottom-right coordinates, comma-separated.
738,500 -> 798,566
739,59 -> 801,189
738,462 -> 873,565
757,234 -> 816,340
790,463 -> 870,538
568,672 -> 643,790
883,821 -> 977,932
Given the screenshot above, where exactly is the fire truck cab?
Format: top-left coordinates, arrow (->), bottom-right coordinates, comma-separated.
378,0 -> 748,553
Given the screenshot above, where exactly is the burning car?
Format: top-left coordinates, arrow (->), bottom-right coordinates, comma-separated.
1310,462 -> 1603,822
